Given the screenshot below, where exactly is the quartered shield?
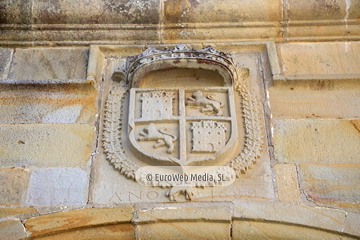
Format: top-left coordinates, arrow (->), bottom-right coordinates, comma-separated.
128,86 -> 238,166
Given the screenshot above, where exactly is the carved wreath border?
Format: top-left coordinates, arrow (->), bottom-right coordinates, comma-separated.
103,76 -> 263,179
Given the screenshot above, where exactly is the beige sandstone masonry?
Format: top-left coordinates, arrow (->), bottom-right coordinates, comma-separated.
0,41 -> 358,239
1,1 -> 360,45
0,1 -> 360,237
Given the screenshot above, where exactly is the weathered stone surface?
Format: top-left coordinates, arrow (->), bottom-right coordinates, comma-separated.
0,168 -> 29,206
136,205 -> 231,222
273,119 -> 360,163
0,207 -> 37,219
9,48 -> 89,80
277,42 -> 360,75
0,48 -> 13,79
269,79 -> 360,119
137,222 -> 230,240
233,202 -> 347,232
36,224 -> 135,240
232,220 -> 357,240
327,202 -> 360,212
344,212 -> 360,236
164,0 -> 282,23
25,206 -> 134,237
26,168 -> 89,206
274,164 -> 301,202
136,204 -> 231,239
91,153 -> 275,204
162,0 -> 282,41
286,0 -> 348,21
0,124 -> 95,167
0,84 -> 96,124
299,163 -> 360,203
1,1 -> 360,44
0,0 -> 31,24
32,0 -> 160,24
0,219 -> 27,240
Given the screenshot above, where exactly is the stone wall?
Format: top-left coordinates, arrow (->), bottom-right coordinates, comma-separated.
0,41 -> 359,239
1,0 -> 360,45
1,0 -> 360,239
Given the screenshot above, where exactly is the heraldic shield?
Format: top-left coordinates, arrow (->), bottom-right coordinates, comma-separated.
103,45 -> 263,201
128,87 -> 238,166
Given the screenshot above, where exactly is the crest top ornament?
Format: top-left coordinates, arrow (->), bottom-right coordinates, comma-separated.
124,44 -> 237,87
103,45 -> 263,201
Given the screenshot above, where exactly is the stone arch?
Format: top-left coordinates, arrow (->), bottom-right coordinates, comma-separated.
23,203 -> 359,239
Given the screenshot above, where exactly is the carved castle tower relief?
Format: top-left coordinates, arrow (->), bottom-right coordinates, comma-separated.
191,121 -> 227,153
140,91 -> 175,120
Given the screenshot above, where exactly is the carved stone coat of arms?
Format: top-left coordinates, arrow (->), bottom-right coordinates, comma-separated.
103,45 -> 263,201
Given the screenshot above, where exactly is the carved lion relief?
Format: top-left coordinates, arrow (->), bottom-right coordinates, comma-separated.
103,45 -> 263,201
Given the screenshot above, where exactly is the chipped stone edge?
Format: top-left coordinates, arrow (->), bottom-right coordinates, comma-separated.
23,206 -> 134,238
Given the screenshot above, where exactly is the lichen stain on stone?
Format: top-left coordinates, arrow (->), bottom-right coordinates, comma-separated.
34,0 -> 68,24
0,84 -> 96,124
309,80 -> 335,90
164,0 -> 191,23
312,0 -> 341,18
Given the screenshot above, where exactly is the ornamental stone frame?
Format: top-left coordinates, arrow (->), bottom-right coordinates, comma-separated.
92,43 -> 274,202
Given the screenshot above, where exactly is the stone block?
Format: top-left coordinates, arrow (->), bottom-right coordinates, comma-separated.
277,42 -> 360,75
0,84 -> 96,124
0,168 -> 29,206
0,48 -> 13,79
32,0 -> 160,24
344,212 -> 360,236
232,220 -> 355,240
274,164 -> 301,202
286,0 -> 359,21
268,79 -> 360,119
233,202 -> 346,232
0,124 -> 95,167
137,205 -> 232,222
26,168 -> 89,206
136,204 -> 231,239
137,222 -> 230,240
0,207 -> 37,219
299,163 -> 360,203
0,219 -> 27,240
36,224 -> 135,240
164,0 -> 282,23
0,0 -> 31,24
25,206 -> 134,237
273,119 -> 360,163
9,48 -> 89,80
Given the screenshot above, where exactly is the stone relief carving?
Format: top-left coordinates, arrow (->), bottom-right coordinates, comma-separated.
137,123 -> 177,154
191,121 -> 227,153
103,80 -> 138,180
140,91 -> 175,120
103,45 -> 264,201
186,91 -> 224,116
